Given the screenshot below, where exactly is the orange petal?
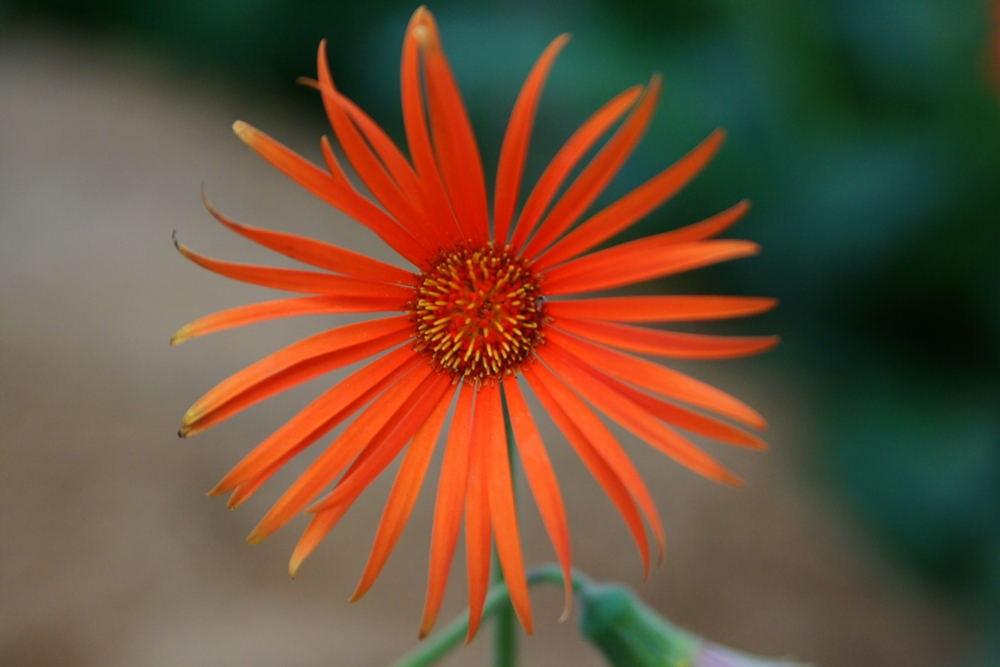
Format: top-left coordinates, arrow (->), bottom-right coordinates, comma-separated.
171,295 -> 405,346
584,367 -> 767,450
350,381 -> 455,602
420,383 -> 476,638
510,86 -> 642,251
541,345 -> 742,487
546,328 -> 767,430
503,375 -> 573,620
493,34 -> 570,246
306,372 -> 453,514
416,10 -> 490,244
522,363 -> 651,576
184,332 -> 410,437
201,190 -> 415,285
464,382 -> 494,642
320,135 -> 352,188
288,501 -> 352,577
245,361 -> 433,544
174,239 -> 415,299
485,382 -> 533,635
331,91 -> 433,219
542,239 -> 760,296
181,316 -> 412,434
288,398 -> 427,575
522,75 -> 662,259
544,295 -> 778,323
401,8 -> 463,245
315,41 -> 443,247
533,130 -> 728,270
554,317 -> 780,360
232,120 -> 430,266
209,346 -> 420,497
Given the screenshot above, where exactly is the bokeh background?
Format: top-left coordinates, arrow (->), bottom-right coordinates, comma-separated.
2,0 -> 999,666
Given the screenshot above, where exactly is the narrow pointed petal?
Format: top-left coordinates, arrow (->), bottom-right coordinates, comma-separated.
522,363 -> 651,576
289,414 -> 407,575
529,361 -> 666,565
546,329 -> 767,430
246,362 -> 433,544
542,239 -> 760,296
181,316 -> 411,434
416,10 -> 490,243
554,317 -> 780,360
464,385 -> 494,642
585,368 -> 767,450
503,375 -> 573,620
493,34 -> 571,245
320,135 -> 352,187
541,345 -> 743,487
534,131 -> 729,270
316,41 -> 443,247
545,295 -> 778,323
232,121 -> 430,266
350,382 -> 455,602
420,383 -> 476,638
209,346 -> 420,497
523,76 -> 662,259
174,239 -> 415,299
307,372 -> 453,514
171,295 -> 405,346
331,91 -> 433,218
289,501 -> 352,577
201,190 -> 415,285
184,331 -> 410,437
401,8 -> 463,245
485,383 -> 533,634
509,86 -> 642,251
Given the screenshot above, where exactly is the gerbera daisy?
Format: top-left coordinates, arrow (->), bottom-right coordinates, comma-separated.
173,7 -> 777,641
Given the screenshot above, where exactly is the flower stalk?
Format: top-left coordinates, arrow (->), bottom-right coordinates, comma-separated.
390,566 -> 812,667
492,392 -> 519,667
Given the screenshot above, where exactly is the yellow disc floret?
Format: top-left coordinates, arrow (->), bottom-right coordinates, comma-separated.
410,243 -> 545,381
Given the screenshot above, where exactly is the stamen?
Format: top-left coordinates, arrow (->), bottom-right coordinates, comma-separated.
409,243 -> 545,381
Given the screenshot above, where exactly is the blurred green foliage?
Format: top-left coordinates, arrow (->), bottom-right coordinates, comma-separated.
5,0 -> 999,658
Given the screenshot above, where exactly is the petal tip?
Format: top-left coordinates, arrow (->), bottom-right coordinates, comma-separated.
232,119 -> 251,140
169,326 -> 191,346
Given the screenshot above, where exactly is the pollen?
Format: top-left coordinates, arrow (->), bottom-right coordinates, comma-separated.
410,243 -> 545,381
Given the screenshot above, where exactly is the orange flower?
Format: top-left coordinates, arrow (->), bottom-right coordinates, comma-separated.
174,7 -> 777,641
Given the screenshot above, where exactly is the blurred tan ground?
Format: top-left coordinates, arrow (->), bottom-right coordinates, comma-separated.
0,28 -> 976,667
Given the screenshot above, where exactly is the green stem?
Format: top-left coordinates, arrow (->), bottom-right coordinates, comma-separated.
492,388 -> 518,667
386,583 -> 515,667
388,566 -> 587,667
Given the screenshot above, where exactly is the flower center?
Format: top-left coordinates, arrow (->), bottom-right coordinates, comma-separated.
410,243 -> 545,381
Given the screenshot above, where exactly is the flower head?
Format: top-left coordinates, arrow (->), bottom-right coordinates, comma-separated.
174,6 -> 777,641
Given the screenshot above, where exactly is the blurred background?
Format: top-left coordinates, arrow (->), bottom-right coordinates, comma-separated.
2,0 -> 998,665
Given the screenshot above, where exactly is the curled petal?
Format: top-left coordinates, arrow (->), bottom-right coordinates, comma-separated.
201,188 -> 415,284
232,120 -> 430,266
174,239 -> 414,300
